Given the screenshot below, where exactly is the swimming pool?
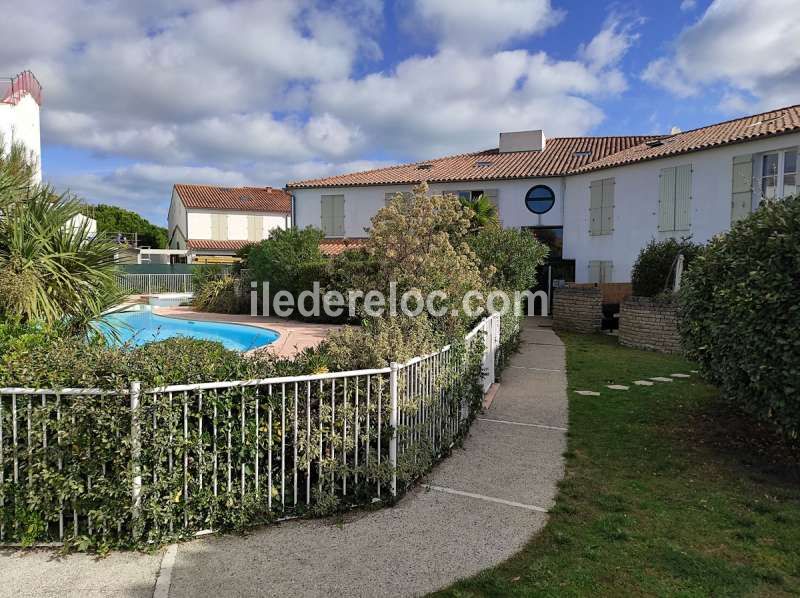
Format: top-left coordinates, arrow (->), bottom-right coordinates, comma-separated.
100,307 -> 279,351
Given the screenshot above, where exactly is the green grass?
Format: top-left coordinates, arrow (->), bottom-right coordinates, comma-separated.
434,333 -> 800,597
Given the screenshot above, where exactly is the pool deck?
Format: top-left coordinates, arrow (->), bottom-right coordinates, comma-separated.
152,307 -> 343,358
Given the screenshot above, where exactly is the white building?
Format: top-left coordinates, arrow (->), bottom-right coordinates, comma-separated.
287,104 -> 800,283
168,184 -> 292,263
0,70 -> 42,183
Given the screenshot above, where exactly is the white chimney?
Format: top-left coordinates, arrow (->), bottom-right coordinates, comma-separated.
499,130 -> 546,153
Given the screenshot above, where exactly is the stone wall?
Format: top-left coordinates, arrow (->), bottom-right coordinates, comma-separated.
567,282 -> 633,305
619,297 -> 681,353
552,287 -> 602,333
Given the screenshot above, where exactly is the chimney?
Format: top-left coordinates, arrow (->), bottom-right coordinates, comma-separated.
499,130 -> 546,153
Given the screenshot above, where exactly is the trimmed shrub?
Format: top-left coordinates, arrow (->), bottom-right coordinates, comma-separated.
631,238 -> 703,297
468,227 -> 548,292
678,195 -> 800,441
192,275 -> 241,313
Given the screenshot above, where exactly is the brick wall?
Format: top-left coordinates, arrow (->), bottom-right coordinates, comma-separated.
552,287 -> 602,333
619,297 -> 682,353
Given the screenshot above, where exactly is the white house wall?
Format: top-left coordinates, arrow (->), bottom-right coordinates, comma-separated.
0,94 -> 41,182
293,132 -> 800,284
293,178 -> 564,237
564,131 -> 800,283
168,190 -> 188,249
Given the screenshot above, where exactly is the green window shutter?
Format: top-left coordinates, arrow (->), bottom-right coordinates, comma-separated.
589,181 -> 603,235
731,155 -> 753,223
588,261 -> 601,283
247,215 -> 263,241
600,261 -> 613,283
321,195 -> 333,236
385,192 -> 395,206
674,164 -> 692,231
601,178 -> 614,234
484,188 -> 499,207
334,195 -> 345,236
211,213 -> 228,240
659,167 -> 676,232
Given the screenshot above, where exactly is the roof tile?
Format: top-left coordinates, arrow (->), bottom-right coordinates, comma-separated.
175,184 -> 291,213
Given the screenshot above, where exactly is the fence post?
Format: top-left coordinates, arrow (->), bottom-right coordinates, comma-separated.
130,381 -> 142,523
389,362 -> 400,497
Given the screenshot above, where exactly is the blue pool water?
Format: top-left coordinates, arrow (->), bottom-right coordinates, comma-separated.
100,308 -> 279,351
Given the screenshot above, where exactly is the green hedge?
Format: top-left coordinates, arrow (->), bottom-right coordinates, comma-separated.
631,238 -> 703,297
678,195 -> 800,442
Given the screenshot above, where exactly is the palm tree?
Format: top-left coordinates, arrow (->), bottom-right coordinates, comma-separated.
460,193 -> 500,230
0,144 -> 123,333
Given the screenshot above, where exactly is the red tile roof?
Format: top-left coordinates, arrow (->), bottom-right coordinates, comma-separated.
186,239 -> 252,252
286,104 -> 800,187
175,184 -> 291,213
319,238 -> 368,256
286,137 -> 661,189
575,104 -> 800,174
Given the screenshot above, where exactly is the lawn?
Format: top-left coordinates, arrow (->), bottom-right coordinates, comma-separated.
435,333 -> 800,597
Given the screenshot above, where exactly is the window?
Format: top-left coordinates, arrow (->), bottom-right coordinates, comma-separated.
525,185 -> 555,214
320,194 -> 345,237
450,189 -> 498,207
589,178 -> 614,235
588,260 -> 613,284
658,165 -> 692,232
523,226 -> 563,259
759,149 -> 797,200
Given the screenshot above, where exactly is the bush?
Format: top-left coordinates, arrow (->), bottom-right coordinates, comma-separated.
192,275 -> 240,313
468,227 -> 548,292
631,238 -> 703,297
678,195 -> 800,442
246,227 -> 325,296
0,335 -> 279,389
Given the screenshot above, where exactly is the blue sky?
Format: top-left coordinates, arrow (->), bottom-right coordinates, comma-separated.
2,0 -> 798,226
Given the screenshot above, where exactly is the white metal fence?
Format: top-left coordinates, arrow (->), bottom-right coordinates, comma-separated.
116,273 -> 194,294
0,314 -> 500,543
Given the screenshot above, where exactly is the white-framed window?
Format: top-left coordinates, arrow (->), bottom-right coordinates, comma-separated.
320,194 -> 345,237
760,148 -> 798,200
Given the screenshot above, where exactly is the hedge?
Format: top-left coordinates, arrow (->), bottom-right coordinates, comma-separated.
678,195 -> 800,441
631,238 -> 703,297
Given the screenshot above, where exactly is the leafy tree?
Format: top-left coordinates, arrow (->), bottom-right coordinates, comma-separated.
246,226 -> 326,302
85,204 -> 169,248
631,238 -> 703,298
459,193 -> 500,230
468,227 -> 548,292
0,144 -> 123,332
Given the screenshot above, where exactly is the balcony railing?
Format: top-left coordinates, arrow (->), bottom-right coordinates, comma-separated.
0,70 -> 42,106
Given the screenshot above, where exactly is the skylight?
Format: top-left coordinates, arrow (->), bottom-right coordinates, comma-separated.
417,163 -> 433,170
574,150 -> 592,158
475,160 -> 493,168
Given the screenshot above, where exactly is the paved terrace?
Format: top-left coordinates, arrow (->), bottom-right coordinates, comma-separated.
1,318 -> 568,597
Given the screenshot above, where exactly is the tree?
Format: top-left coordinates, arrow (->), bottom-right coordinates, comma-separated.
459,193 -> 500,230
0,144 -> 123,332
85,204 -> 169,248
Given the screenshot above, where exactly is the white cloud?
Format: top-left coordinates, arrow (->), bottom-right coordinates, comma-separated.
1,0 -> 642,220
643,0 -> 800,109
412,0 -> 564,50
579,15 -> 642,72
679,0 -> 697,11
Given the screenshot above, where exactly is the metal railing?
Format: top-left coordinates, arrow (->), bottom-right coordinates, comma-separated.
116,273 -> 194,294
0,71 -> 42,106
0,314 -> 500,543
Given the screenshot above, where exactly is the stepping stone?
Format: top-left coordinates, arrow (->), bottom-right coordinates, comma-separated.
633,380 -> 654,386
574,390 -> 601,396
671,373 -> 691,378
650,377 -> 673,382
606,384 -> 629,390
690,369 -> 699,373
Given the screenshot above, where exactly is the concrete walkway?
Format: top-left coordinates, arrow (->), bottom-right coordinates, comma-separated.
0,318 -> 567,598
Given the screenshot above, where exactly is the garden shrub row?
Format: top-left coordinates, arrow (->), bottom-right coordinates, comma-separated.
679,195 -> 800,442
